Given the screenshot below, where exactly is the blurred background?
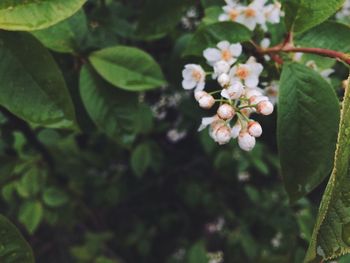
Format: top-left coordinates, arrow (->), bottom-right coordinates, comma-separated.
1,0 -> 350,262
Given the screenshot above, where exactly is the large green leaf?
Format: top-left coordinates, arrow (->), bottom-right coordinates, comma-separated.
305,76 -> 350,262
296,21 -> 350,53
0,215 -> 35,263
89,46 -> 167,91
0,0 -> 86,31
278,63 -> 340,202
31,10 -> 88,53
284,0 -> 345,33
79,65 -> 138,143
131,142 -> 152,178
0,31 -> 76,129
183,22 -> 252,56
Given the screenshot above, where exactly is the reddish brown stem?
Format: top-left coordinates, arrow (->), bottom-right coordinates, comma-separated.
261,45 -> 350,65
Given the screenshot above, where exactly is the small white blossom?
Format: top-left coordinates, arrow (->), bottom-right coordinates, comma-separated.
217,104 -> 235,120
235,0 -> 266,31
248,121 -> 263,137
257,100 -> 274,115
167,129 -> 187,143
198,115 -> 219,131
219,0 -> 241,22
238,132 -> 256,151
182,64 -> 205,91
221,81 -> 244,100
264,81 -> 279,105
203,41 -> 242,66
230,57 -> 263,88
264,2 -> 282,24
293,52 -> 303,62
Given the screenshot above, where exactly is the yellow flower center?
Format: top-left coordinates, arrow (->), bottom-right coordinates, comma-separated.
192,70 -> 202,81
245,8 -> 256,17
221,50 -> 232,61
236,67 -> 249,79
229,9 -> 239,21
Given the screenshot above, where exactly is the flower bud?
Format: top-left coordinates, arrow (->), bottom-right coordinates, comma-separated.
214,125 -> 232,145
238,132 -> 256,151
218,73 -> 230,87
249,95 -> 268,105
195,91 -> 215,109
217,104 -> 235,120
248,121 -> 262,137
257,100 -> 274,115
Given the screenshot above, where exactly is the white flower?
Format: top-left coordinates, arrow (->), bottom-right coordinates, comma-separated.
221,81 -> 244,100
213,61 -> 231,79
194,91 -> 215,109
244,87 -> 264,99
293,52 -> 303,62
320,68 -> 335,79
167,129 -> 187,143
230,57 -> 263,88
257,100 -> 274,115
231,121 -> 242,138
235,0 -> 266,31
218,73 -> 231,87
248,121 -> 262,137
264,2 -> 282,24
182,64 -> 206,91
219,0 -> 241,22
217,104 -> 235,120
249,95 -> 269,105
203,41 -> 242,66
238,132 -> 256,151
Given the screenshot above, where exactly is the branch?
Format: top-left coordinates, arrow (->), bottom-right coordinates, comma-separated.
254,33 -> 350,65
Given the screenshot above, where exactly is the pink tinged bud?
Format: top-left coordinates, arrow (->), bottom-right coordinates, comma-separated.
249,95 -> 268,105
214,125 -> 232,145
257,100 -> 274,115
217,104 -> 235,120
238,132 -> 256,151
218,73 -> 230,87
248,121 -> 262,137
198,94 -> 215,109
231,122 -> 242,138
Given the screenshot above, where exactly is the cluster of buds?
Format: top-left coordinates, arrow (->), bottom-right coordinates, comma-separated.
182,40 -> 274,151
219,0 -> 282,31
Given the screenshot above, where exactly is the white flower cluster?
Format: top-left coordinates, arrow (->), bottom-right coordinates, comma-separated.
219,0 -> 282,31
336,0 -> 350,20
181,40 -> 274,151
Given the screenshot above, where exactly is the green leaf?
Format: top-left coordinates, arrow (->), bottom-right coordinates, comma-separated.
284,0 -> 345,33
31,10 -> 88,53
89,46 -> 167,91
305,76 -> 350,262
296,21 -> 350,53
0,31 -> 76,129
136,0 -> 194,40
187,241 -> 209,263
131,143 -> 152,178
16,166 -> 46,198
278,63 -> 340,202
183,22 -> 252,56
79,65 -> 138,143
0,215 -> 35,263
18,201 -> 43,234
202,6 -> 222,25
43,187 -> 69,207
0,0 -> 86,31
